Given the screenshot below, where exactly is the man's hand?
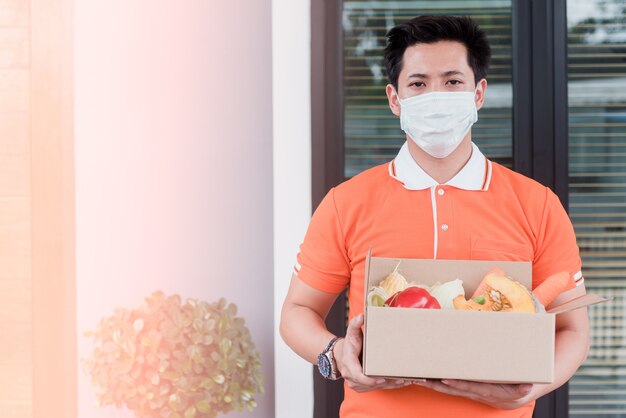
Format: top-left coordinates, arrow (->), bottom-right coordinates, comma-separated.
335,314 -> 412,393
414,379 -> 533,409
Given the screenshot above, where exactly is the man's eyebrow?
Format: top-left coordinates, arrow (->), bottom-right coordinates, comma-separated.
406,70 -> 465,79
407,73 -> 429,79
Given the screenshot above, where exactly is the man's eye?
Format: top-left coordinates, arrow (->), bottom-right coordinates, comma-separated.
448,80 -> 463,85
411,82 -> 425,87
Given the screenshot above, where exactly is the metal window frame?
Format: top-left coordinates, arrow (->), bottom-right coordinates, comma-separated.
514,0 -> 570,209
513,0 -> 569,415
311,0 -> 347,417
311,0 -> 571,416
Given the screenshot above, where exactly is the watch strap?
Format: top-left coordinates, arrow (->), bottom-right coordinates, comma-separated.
321,336 -> 342,380
324,336 -> 341,353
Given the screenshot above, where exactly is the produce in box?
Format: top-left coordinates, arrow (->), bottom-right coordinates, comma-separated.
367,263 -> 576,313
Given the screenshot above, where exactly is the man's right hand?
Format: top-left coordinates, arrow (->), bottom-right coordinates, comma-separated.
280,275 -> 414,392
335,314 -> 413,392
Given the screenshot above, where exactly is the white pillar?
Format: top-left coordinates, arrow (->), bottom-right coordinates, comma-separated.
272,0 -> 314,417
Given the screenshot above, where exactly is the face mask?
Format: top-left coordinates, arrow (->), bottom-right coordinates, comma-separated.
398,91 -> 478,158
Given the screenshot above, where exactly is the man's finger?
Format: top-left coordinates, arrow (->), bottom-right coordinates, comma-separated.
346,374 -> 385,388
443,379 -> 497,397
343,314 -> 364,353
343,314 -> 392,388
414,380 -> 465,398
346,315 -> 364,337
340,340 -> 380,386
348,378 -> 411,393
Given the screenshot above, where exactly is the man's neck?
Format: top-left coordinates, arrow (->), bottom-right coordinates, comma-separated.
406,135 -> 473,184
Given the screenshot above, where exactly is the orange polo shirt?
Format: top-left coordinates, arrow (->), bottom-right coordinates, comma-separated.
294,142 -> 583,418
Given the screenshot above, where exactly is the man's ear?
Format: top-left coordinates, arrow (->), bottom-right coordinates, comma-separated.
475,78 -> 487,111
386,84 -> 401,117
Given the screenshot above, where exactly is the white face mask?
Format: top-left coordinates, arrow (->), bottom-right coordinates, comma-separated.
398,91 -> 478,158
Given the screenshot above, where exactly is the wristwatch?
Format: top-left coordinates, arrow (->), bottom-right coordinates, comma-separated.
317,336 -> 342,380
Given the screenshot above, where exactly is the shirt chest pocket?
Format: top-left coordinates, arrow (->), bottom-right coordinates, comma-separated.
470,237 -> 534,262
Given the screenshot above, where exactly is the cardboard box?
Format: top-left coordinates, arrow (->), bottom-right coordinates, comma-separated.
362,250 -> 608,384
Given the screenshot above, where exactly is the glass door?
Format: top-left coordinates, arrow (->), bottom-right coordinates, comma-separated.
567,0 -> 626,415
342,0 -> 514,179
316,0 -> 626,416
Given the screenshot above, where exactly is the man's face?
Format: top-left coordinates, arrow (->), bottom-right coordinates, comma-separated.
386,40 -> 486,116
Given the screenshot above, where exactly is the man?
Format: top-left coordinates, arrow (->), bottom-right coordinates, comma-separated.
280,15 -> 589,417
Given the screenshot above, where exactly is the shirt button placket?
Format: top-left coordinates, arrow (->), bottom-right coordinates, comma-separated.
437,186 -> 454,258
438,188 -> 448,231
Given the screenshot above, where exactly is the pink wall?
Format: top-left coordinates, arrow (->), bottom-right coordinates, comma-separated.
74,2 -> 274,417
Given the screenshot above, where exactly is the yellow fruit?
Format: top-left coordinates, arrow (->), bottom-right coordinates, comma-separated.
379,262 -> 408,297
454,271 -> 536,313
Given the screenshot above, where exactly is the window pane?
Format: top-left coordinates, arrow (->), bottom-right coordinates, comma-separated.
342,1 -> 513,179
568,1 -> 626,416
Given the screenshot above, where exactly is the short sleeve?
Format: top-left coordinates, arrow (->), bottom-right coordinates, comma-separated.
294,188 -> 351,294
532,187 -> 583,289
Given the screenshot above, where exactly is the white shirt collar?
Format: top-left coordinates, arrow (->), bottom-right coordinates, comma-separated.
389,141 -> 492,191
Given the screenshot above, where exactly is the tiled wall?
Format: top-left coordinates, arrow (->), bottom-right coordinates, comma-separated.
0,0 -> 32,417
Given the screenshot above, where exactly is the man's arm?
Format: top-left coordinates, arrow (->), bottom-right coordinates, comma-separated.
522,284 -> 590,402
415,284 -> 590,409
280,274 -> 411,392
279,273 -> 339,363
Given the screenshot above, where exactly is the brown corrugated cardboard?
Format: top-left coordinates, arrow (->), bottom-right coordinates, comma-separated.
362,250 -> 608,384
547,294 -> 609,315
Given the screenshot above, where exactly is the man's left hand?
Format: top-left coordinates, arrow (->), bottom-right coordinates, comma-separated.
414,379 -> 534,410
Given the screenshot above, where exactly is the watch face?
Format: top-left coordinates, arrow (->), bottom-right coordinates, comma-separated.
317,353 -> 331,378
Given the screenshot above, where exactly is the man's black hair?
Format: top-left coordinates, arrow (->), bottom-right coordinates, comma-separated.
383,15 -> 491,90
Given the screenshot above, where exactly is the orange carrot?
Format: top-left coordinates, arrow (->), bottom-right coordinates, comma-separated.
471,267 -> 506,298
532,271 -> 576,307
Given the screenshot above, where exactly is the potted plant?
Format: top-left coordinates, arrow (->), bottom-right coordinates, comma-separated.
83,291 -> 264,418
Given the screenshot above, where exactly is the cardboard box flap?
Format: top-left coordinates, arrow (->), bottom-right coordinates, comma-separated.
547,294 -> 610,315
362,248 -> 373,364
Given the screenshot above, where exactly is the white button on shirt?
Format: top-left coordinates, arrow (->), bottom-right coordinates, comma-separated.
388,141 -> 492,259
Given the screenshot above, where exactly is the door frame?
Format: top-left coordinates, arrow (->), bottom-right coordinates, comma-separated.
311,1 -> 571,417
